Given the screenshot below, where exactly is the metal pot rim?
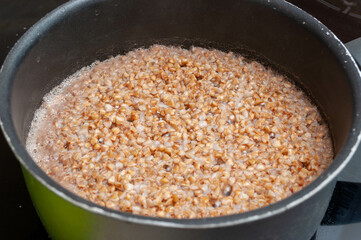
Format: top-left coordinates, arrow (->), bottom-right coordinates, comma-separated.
1,0 -> 361,229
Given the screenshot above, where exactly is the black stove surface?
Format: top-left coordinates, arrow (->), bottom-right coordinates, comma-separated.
288,0 -> 361,42
0,1 -> 65,238
1,1 -> 361,239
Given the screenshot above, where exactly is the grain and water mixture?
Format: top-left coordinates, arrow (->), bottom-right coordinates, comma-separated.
26,45 -> 333,218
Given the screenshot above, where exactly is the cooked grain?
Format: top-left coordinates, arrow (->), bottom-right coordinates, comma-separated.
26,45 -> 333,218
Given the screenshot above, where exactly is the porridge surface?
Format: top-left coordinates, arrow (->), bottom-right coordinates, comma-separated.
26,45 -> 333,218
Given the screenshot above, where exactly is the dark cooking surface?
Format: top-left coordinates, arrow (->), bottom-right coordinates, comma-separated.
288,0 -> 361,42
1,0 -> 361,239
0,1 -> 67,239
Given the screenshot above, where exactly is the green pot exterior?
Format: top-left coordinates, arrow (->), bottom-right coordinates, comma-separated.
22,167 -> 95,240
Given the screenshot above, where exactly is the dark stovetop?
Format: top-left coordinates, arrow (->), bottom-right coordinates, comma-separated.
1,1 -> 361,239
288,0 -> 361,43
0,2 -> 68,239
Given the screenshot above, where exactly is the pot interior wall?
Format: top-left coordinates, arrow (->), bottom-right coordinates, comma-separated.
11,0 -> 352,159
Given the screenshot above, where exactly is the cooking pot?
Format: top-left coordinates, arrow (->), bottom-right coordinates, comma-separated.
1,0 -> 361,239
